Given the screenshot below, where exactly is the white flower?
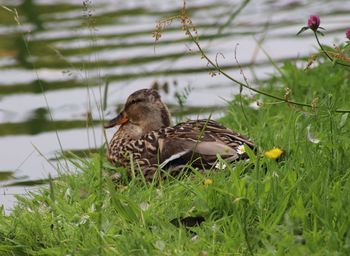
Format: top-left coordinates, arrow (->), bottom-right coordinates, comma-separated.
215,162 -> 226,170
236,144 -> 246,155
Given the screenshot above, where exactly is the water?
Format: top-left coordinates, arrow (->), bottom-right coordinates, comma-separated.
0,0 -> 349,212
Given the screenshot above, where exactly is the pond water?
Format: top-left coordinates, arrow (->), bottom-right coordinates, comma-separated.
0,0 -> 349,212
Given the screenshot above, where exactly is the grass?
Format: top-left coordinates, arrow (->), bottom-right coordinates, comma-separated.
0,60 -> 350,255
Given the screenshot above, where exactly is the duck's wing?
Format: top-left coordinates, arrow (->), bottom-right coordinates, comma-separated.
157,119 -> 253,170
190,119 -> 254,147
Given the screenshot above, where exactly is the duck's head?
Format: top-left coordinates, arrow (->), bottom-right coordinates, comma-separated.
104,89 -> 171,139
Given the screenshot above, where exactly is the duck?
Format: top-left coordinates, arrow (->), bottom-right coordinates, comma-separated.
104,88 -> 254,180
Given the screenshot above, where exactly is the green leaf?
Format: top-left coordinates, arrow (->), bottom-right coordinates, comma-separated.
338,113 -> 349,129
111,195 -> 141,223
316,30 -> 324,36
296,26 -> 309,36
244,144 -> 256,162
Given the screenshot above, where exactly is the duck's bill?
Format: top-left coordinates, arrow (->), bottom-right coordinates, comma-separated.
104,112 -> 129,128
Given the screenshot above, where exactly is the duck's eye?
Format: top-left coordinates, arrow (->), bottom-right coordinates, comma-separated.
130,99 -> 142,105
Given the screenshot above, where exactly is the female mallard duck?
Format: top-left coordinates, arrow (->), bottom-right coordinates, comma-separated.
105,89 -> 254,180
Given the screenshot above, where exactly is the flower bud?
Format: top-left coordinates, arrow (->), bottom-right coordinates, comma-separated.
307,15 -> 320,31
346,28 -> 350,40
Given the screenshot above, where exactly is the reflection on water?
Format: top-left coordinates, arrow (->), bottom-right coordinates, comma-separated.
0,0 -> 349,212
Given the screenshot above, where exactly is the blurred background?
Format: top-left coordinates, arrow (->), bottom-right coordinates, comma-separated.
0,0 -> 349,212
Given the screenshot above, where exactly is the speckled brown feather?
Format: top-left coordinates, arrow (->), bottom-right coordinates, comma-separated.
107,119 -> 254,180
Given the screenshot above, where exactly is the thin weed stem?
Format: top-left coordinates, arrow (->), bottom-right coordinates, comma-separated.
243,203 -> 254,256
314,31 -> 350,67
187,29 -> 350,113
159,5 -> 350,113
97,146 -> 104,255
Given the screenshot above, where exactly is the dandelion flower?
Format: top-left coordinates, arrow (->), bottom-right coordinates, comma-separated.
264,147 -> 283,159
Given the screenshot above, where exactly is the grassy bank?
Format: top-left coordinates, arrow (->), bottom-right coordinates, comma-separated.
1,60 -> 350,255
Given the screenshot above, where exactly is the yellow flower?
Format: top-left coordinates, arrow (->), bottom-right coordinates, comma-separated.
203,178 -> 213,186
264,147 -> 283,159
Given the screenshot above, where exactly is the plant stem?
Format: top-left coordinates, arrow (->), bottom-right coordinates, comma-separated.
186,29 -> 350,113
314,31 -> 350,67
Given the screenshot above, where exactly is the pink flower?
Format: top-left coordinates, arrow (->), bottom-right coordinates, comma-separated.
307,15 -> 320,31
346,28 -> 350,40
